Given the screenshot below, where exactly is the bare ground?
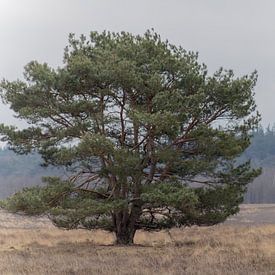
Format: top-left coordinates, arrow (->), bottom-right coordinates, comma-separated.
0,205 -> 275,274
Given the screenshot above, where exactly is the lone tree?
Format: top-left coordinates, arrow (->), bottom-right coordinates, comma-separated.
0,30 -> 260,244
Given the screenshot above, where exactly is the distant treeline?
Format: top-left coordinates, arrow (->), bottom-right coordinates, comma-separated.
0,149 -> 62,199
242,125 -> 275,203
0,126 -> 275,203
243,125 -> 275,167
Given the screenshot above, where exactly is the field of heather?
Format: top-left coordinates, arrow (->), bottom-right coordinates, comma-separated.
0,205 -> 275,274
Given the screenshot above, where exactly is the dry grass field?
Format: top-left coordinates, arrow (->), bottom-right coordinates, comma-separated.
0,205 -> 275,274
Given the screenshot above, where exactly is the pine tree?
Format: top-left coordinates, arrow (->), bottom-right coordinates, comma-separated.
0,30 -> 260,244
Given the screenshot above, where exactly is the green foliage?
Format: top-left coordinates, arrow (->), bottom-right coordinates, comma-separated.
2,186 -> 47,215
0,30 -> 260,243
141,182 -> 198,210
2,177 -> 73,215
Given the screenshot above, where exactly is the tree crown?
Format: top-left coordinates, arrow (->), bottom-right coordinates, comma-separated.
0,30 -> 260,242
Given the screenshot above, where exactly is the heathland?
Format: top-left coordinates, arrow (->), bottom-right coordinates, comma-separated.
0,204 -> 274,274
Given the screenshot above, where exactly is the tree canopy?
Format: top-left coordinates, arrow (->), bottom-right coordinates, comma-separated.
0,30 -> 260,244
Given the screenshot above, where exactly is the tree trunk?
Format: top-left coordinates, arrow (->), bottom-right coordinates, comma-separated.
114,203 -> 141,245
115,228 -> 136,245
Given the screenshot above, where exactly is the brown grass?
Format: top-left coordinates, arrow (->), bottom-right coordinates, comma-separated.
0,209 -> 275,274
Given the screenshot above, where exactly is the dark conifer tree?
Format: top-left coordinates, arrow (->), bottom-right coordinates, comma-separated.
0,30 -> 260,244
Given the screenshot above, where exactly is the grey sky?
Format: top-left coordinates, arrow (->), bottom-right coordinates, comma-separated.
0,0 -> 274,126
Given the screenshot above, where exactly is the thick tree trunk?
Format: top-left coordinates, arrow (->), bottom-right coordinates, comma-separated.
113,203 -> 141,245
115,228 -> 136,245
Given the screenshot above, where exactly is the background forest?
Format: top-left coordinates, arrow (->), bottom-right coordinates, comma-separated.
242,126 -> 275,203
0,126 -> 274,203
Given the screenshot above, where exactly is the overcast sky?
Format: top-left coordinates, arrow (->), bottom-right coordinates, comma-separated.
0,0 -> 274,126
